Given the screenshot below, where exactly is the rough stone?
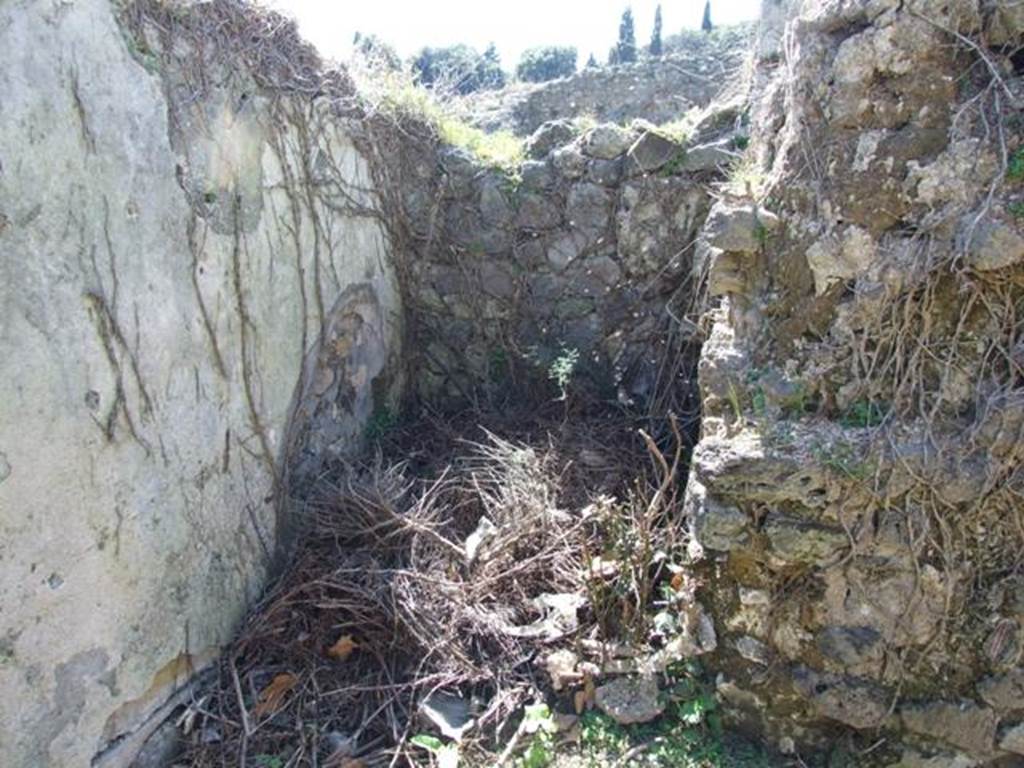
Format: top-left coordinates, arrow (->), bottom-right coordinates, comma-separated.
735,635 -> 770,665
817,626 -> 884,676
763,517 -> 848,565
961,214 -> 1024,272
520,160 -> 555,190
516,192 -> 563,230
682,138 -> 735,172
1000,722 -> 1024,755
685,479 -> 751,551
805,226 -> 877,295
792,667 -> 890,730
547,231 -> 588,271
702,202 -> 780,253
587,157 -> 623,186
900,701 -> 999,757
525,119 -> 577,159
977,668 -> 1024,712
582,124 -> 634,160
551,144 -> 588,179
594,676 -> 664,724
566,183 -> 614,244
626,130 -> 683,174
0,3 -> 406,766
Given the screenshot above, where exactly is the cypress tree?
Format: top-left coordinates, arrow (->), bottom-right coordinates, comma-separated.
615,7 -> 637,64
701,0 -> 713,33
649,5 -> 663,56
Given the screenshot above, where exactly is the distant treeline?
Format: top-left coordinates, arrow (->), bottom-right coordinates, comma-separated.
354,2 -> 740,94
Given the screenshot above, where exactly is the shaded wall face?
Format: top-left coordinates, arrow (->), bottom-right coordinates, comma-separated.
0,2 -> 400,765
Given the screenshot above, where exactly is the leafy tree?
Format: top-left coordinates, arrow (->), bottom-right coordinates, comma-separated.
410,44 -> 505,94
614,7 -> 637,64
586,53 -> 599,68
352,32 -> 401,70
479,43 -> 507,89
649,4 -> 663,56
702,0 -> 713,33
516,46 -> 578,83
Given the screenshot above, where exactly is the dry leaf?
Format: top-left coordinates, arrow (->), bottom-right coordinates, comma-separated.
253,673 -> 297,717
327,634 -> 358,661
670,572 -> 685,592
338,760 -> 365,768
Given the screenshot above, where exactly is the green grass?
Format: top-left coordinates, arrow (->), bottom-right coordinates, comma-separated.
364,71 -> 524,173
438,118 -> 524,173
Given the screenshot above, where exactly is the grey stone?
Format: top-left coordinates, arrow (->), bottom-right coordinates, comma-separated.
627,130 -> 684,174
735,635 -> 770,665
582,124 -> 634,160
0,6 -> 403,766
478,175 -> 514,227
986,2 -> 1024,45
595,676 -> 664,724
763,517 -> 848,565
702,202 -> 781,254
682,138 -> 735,172
525,119 -> 576,160
901,701 -> 999,756
516,192 -> 562,230
547,231 -> 588,271
890,749 -> 979,768
566,183 -> 613,243
961,214 -> 1024,272
1000,722 -> 1024,755
817,626 -> 884,675
793,667 -> 890,730
587,157 -> 623,186
685,479 -> 750,551
419,691 -> 475,741
977,668 -> 1024,712
519,160 -> 554,190
582,254 -> 622,287
551,145 -> 588,179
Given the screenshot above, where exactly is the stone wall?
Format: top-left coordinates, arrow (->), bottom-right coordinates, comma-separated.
460,34 -> 752,136
0,2 -> 401,766
684,0 -> 1024,763
373,107 -> 747,409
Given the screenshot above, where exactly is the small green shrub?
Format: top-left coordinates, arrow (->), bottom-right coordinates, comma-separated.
548,346 -> 580,400
839,399 -> 887,428
365,405 -> 398,440
1008,147 -> 1024,182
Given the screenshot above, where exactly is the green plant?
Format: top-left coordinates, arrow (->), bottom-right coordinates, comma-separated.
518,703 -> 558,768
410,43 -> 505,94
813,440 -> 875,480
1009,200 -> 1024,219
516,46 -> 578,83
365,71 -> 524,173
1008,146 -> 1024,182
548,346 -> 580,400
438,118 -> 524,173
411,733 -> 460,766
839,399 -> 887,428
580,711 -> 631,758
253,756 -> 283,768
365,405 -> 398,440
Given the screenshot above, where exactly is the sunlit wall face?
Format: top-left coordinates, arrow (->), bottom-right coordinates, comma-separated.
269,0 -> 761,68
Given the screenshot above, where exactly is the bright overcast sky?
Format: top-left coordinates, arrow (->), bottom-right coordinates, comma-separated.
269,0 -> 762,69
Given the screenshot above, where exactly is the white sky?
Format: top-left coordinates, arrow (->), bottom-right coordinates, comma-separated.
269,0 -> 762,69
